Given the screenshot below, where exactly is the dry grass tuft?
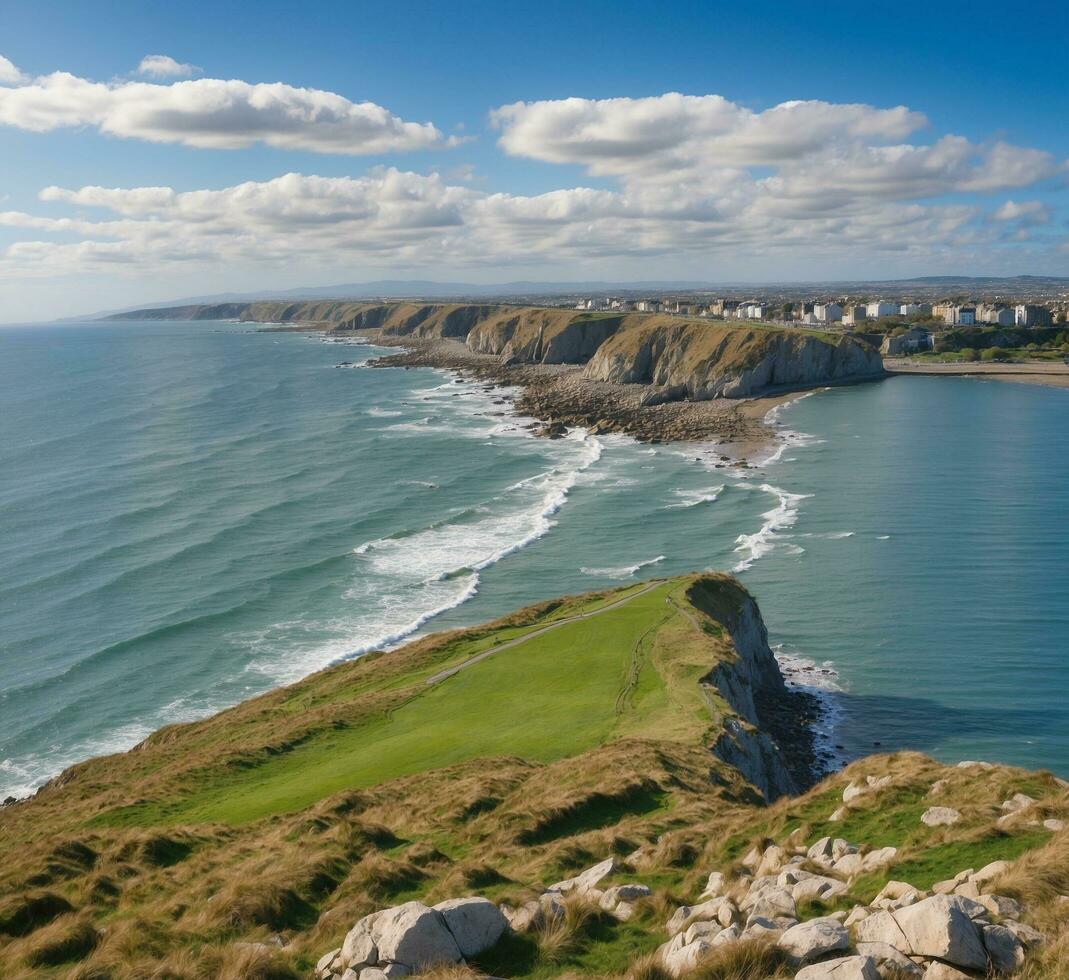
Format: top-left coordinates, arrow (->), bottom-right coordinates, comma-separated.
992,828 -> 1069,909
414,964 -> 487,980
21,912 -> 99,967
196,877 -> 310,932
626,950 -> 673,980
533,894 -> 595,964
0,889 -> 73,937
687,936 -> 792,980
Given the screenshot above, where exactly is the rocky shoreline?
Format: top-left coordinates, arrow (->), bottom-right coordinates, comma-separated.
338,331 -> 785,458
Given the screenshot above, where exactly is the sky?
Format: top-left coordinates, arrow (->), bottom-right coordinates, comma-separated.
1,0 -> 1067,321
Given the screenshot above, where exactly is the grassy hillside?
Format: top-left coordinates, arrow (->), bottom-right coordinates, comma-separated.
1,575 -> 1065,980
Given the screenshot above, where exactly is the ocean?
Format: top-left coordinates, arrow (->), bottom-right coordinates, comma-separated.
1,319 -> 1066,798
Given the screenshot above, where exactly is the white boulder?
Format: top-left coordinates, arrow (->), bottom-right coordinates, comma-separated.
795,954 -> 881,979
599,883 -> 651,911
982,922 -> 1026,973
369,902 -> 462,970
921,806 -> 961,827
546,857 -> 615,895
1001,793 -> 1036,813
843,781 -> 866,803
921,964 -> 972,979
661,937 -> 712,977
700,871 -> 726,898
854,940 -> 923,977
777,916 -> 849,964
666,896 -> 735,936
316,948 -> 343,979
970,860 -> 1012,887
891,895 -> 988,971
432,898 -> 507,959
832,853 -> 866,878
862,846 -> 898,871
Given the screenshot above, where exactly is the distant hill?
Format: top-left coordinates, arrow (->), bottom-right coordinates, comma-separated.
85,274 -> 1069,323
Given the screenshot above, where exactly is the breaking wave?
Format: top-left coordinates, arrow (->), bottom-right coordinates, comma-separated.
580,555 -> 666,580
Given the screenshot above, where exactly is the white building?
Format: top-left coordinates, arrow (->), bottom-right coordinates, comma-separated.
866,301 -> 899,318
843,305 -> 868,325
941,305 -> 976,326
1015,305 -> 1053,328
814,302 -> 843,323
978,305 -> 1015,326
900,303 -> 924,316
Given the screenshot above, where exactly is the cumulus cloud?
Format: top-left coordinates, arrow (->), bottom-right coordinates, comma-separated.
136,54 -> 200,78
0,166 -> 1021,283
492,93 -> 926,175
1,89 -> 1066,290
0,67 -> 450,154
0,54 -> 25,85
492,93 -> 1064,209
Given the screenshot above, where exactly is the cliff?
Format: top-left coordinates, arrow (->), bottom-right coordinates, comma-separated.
104,301 -> 884,401
0,575 -> 1064,979
583,321 -> 885,399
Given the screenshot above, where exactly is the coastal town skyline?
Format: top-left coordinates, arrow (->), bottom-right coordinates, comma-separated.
1,0 -> 1068,322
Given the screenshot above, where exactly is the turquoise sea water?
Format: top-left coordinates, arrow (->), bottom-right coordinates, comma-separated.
1,320 -> 1066,796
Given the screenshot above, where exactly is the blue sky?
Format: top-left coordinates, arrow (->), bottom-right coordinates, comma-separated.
1,0 -> 1066,320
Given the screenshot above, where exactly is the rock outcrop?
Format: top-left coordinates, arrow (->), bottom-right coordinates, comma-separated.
583,321 -> 884,398
688,576 -> 802,799
645,815 -> 1050,980
317,897 -> 507,979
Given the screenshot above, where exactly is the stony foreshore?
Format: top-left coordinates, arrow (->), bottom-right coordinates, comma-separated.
345,331 -> 790,457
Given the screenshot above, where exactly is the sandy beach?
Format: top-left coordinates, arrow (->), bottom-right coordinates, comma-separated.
885,358 -> 1069,389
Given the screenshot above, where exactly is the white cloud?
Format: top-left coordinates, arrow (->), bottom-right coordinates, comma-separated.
991,199 -> 1051,224
492,94 -> 926,175
136,54 -> 200,78
1,90 -> 1065,301
0,54 -> 25,85
0,69 -> 450,154
0,165 -> 1028,284
492,93 -> 1063,207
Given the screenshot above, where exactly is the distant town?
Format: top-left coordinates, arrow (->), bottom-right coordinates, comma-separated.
564,294 -> 1064,329
542,288 -> 1069,360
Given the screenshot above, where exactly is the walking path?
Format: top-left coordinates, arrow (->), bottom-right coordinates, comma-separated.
424,580 -> 663,686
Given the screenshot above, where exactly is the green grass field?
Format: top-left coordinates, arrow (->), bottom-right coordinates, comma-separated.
98,578 -> 722,827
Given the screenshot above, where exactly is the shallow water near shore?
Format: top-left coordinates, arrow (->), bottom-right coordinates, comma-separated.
1,320 -> 1067,797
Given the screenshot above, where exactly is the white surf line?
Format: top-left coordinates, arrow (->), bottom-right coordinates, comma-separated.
580,555 -> 666,579
423,580 -> 661,686
732,483 -> 810,572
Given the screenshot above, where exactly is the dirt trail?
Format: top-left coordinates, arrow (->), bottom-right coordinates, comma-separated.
424,580 -> 663,686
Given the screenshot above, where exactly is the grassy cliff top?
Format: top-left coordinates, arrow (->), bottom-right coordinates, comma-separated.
1,574 -> 1065,979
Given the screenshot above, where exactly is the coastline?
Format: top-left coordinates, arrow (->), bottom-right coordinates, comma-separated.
328,327 -> 841,787
885,357 -> 1069,389
324,327 -> 881,463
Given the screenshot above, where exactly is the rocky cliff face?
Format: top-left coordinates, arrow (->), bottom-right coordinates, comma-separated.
583,322 -> 884,399
686,578 -> 800,801
106,301 -> 884,400
466,309 -> 629,364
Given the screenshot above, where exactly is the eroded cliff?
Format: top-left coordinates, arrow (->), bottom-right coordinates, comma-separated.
583,321 -> 885,399
106,301 -> 884,400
